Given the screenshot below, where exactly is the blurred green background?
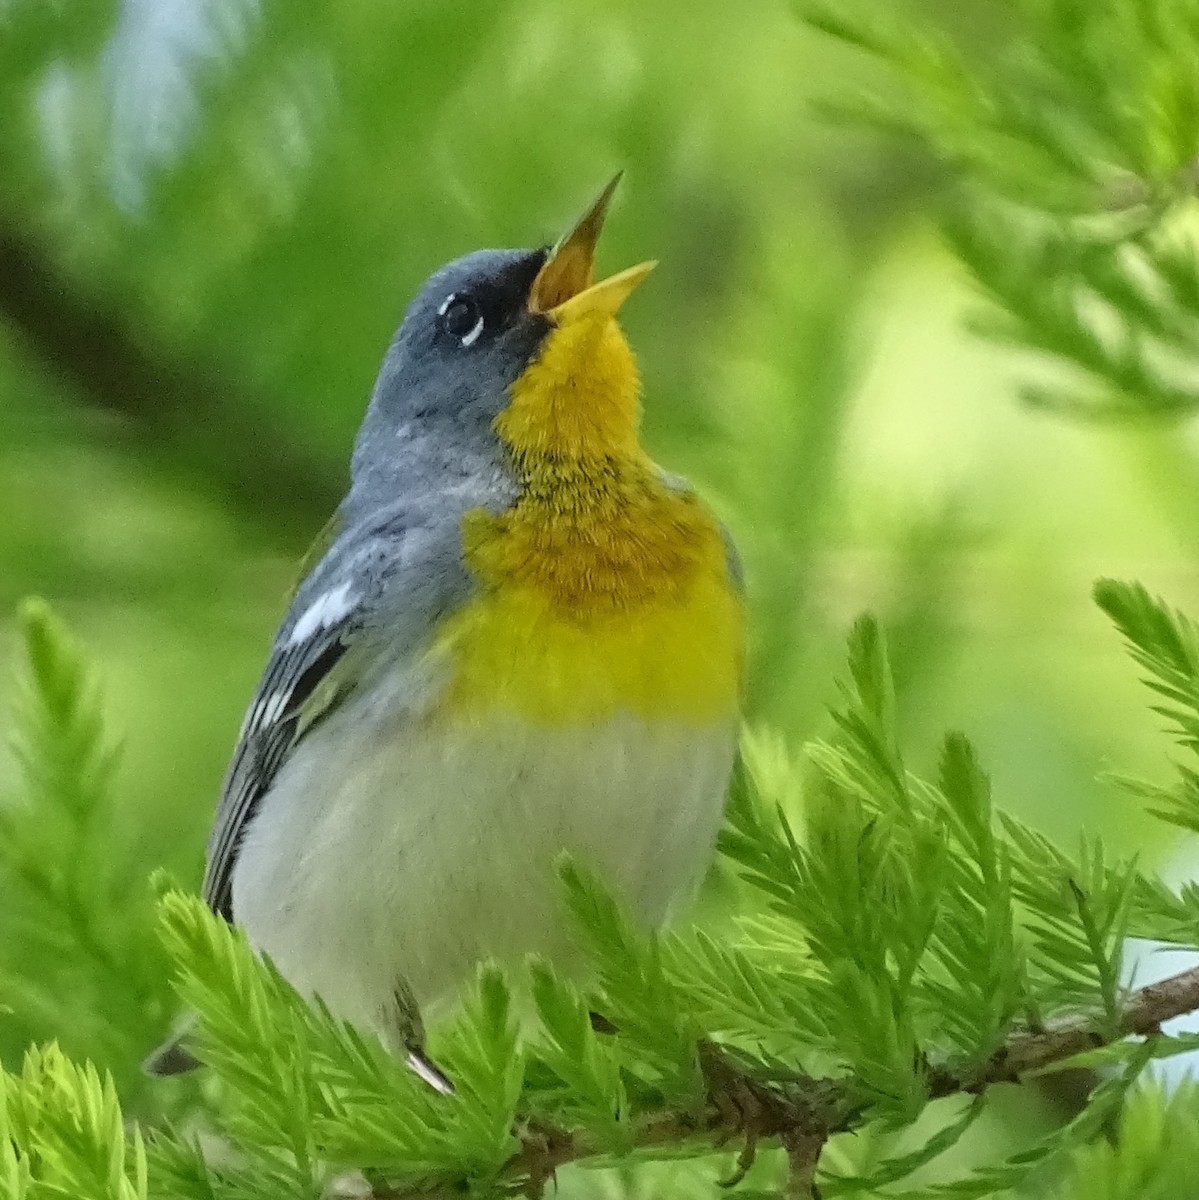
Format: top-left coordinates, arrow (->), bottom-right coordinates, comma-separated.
1,0 -> 1195,1136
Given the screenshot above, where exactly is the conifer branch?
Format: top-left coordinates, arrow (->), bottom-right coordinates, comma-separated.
933,961 -> 1199,1093
799,0 -> 1199,421
365,963 -> 1199,1198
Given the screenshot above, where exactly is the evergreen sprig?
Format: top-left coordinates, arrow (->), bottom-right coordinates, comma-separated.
1050,1076 -> 1199,1200
1,1045 -> 148,1200
0,601 -> 171,1102
156,891 -> 525,1193
799,0 -> 1199,419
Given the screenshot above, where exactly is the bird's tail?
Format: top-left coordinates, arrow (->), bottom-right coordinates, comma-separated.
144,1020 -> 453,1095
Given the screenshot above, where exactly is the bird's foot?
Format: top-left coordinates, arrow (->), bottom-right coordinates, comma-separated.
698,1040 -> 764,1188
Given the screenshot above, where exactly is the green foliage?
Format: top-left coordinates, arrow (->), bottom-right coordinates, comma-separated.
156,890 -> 525,1193
1095,579 -> 1199,832
802,0 -> 1199,418
528,957 -> 629,1147
721,621 -> 1023,1114
1091,579 -> 1199,947
7,586 -> 1199,1196
0,601 -> 172,1106
931,736 -> 1023,1064
558,859 -> 702,1099
1050,1077 -> 1199,1200
912,1043 -> 1156,1200
1,1045 -> 147,1200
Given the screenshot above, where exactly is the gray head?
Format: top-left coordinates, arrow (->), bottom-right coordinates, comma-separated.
348,247 -> 552,507
345,178 -> 655,515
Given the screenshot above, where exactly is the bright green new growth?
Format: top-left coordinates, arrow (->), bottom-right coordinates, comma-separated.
153,891 -> 523,1193
8,582 -> 1199,1197
1051,1077 -> 1199,1200
0,602 -> 169,1109
1,1045 -> 148,1200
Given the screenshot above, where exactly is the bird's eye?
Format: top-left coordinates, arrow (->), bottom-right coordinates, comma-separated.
438,293 -> 485,347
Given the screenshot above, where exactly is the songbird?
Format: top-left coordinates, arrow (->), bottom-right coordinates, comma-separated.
147,177 -> 744,1087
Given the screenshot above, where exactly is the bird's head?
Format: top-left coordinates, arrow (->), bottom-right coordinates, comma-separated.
351,177 -> 654,499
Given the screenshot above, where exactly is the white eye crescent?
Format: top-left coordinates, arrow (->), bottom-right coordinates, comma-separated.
438,292 -> 485,347
459,315 -> 484,347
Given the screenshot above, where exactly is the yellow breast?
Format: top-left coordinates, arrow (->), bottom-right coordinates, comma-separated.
432,310 -> 743,725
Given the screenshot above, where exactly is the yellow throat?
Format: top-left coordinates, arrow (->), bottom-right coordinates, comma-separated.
435,185 -> 743,726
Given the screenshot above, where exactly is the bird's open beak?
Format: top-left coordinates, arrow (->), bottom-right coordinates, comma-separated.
527,174 -> 656,324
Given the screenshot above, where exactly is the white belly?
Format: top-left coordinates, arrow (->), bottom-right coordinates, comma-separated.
231,703 -> 735,1042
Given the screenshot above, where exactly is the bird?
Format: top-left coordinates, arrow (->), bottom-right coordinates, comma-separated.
146,177 -> 744,1087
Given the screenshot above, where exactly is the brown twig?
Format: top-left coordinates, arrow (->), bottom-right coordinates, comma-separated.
370,962 -> 1199,1198
930,962 -> 1199,1096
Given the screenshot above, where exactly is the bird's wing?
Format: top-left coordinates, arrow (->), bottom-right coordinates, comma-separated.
201,503 -> 476,921
202,597 -> 362,918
